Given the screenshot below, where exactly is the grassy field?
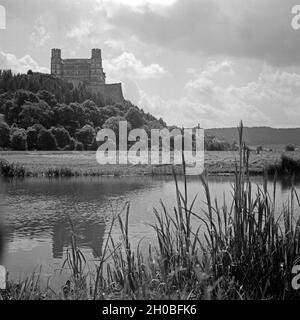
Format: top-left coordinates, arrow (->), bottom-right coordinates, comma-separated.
1,150 -> 300,177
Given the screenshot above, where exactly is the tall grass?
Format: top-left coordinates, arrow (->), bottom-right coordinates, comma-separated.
197,122 -> 300,299
0,159 -> 26,177
2,121 -> 300,300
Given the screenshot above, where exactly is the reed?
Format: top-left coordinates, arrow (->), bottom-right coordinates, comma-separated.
195,122 -> 300,299
0,159 -> 26,177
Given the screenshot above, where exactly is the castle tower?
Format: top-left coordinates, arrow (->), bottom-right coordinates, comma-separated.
51,49 -> 62,76
90,48 -> 106,85
49,49 -> 124,103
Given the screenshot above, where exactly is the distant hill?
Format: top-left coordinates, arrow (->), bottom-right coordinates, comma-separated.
206,127 -> 300,148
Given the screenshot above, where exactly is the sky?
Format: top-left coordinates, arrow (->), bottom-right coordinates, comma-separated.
1,0 -> 300,128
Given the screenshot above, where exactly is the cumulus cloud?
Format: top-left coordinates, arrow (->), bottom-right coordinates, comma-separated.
138,63 -> 300,128
104,52 -> 166,80
0,52 -> 49,73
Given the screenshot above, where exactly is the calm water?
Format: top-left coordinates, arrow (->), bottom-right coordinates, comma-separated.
0,175 -> 299,289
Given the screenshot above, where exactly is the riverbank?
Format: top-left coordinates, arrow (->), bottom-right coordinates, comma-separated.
1,150 -> 300,177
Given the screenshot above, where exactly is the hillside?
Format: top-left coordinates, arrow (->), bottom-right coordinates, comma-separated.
206,127 -> 300,148
0,70 -> 167,151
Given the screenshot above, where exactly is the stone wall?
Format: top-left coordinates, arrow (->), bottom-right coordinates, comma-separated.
87,83 -> 124,103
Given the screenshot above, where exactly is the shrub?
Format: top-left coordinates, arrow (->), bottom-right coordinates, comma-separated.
286,144 -> 295,152
10,128 -> 27,150
50,127 -> 71,149
37,129 -> 57,150
256,145 -> 263,154
267,155 -> 300,176
0,159 -> 26,177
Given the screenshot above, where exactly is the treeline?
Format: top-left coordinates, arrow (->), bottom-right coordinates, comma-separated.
0,70 -> 166,151
205,134 -> 238,151
0,69 -> 106,106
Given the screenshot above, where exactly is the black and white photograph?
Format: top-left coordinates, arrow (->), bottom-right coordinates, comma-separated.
1,0 -> 300,310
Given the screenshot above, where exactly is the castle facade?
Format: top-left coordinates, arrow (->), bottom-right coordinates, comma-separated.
51,49 -> 124,103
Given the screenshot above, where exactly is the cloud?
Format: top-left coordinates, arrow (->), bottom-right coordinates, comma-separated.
104,52 -> 166,80
0,51 -> 49,73
103,0 -> 177,14
104,39 -> 125,52
137,62 -> 300,128
67,20 -> 93,40
108,0 -> 300,66
31,17 -> 51,46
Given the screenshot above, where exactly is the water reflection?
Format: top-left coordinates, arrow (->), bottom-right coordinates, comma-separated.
0,175 -> 300,286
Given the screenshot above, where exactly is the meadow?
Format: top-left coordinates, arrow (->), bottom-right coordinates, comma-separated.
1,149 -> 300,177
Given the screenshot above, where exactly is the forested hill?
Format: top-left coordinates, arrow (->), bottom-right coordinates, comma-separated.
207,127 -> 300,147
0,70 -> 166,151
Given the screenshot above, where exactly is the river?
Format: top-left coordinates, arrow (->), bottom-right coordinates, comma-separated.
0,175 -> 299,290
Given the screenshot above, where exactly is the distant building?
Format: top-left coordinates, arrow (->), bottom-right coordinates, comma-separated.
51,48 -> 124,103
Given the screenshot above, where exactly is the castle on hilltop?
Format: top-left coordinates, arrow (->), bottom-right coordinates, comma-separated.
51,49 -> 124,103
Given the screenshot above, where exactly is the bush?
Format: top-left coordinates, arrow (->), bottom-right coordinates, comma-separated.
0,120 -> 10,148
50,127 -> 71,149
10,128 -> 27,150
256,146 -> 263,154
267,155 -> 300,176
75,125 -> 95,150
37,129 -> 57,150
285,144 -> 295,152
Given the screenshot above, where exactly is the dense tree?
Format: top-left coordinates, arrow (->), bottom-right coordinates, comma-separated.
28,124 -> 44,150
27,127 -> 39,150
50,127 -> 71,149
54,104 -> 75,126
0,70 -> 170,151
19,101 -> 54,129
103,116 -> 129,137
37,90 -> 57,108
125,107 -> 144,129
37,129 -> 57,150
82,100 -> 102,127
75,125 -> 95,150
10,128 -> 27,150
